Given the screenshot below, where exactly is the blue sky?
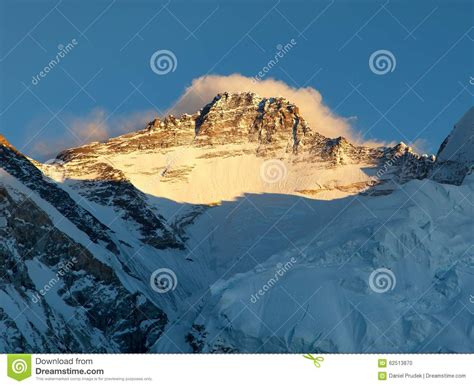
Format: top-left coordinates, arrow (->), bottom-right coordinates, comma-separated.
0,0 -> 472,160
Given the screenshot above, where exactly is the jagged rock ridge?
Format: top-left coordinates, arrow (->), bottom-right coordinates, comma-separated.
52,92 -> 444,206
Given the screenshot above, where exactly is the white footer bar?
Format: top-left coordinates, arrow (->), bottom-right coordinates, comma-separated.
1,354 -> 472,385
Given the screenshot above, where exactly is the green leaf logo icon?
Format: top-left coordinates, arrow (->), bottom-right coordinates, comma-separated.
7,354 -> 32,381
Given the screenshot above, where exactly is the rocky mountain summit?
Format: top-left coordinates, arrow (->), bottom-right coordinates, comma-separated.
51,92 -> 456,206
58,92 -> 416,165
0,94 -> 472,353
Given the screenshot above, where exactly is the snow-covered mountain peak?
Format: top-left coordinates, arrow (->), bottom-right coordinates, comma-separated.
44,93 -> 443,204
436,106 -> 474,163
429,106 -> 474,185
394,141 -> 409,152
0,134 -> 16,150
190,91 -> 310,149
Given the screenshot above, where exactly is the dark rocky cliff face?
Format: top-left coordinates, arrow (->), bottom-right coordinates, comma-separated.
0,142 -> 182,251
0,135 -> 181,353
0,184 -> 167,352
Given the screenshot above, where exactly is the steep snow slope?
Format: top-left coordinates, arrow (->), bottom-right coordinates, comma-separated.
430,107 -> 474,185
0,169 -> 169,352
153,174 -> 473,353
437,106 -> 474,163
0,140 -> 197,352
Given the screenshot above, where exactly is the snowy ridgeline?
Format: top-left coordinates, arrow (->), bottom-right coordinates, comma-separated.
0,98 -> 473,353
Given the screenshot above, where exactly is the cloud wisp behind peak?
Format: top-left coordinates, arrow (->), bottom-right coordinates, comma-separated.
168,74 -> 362,143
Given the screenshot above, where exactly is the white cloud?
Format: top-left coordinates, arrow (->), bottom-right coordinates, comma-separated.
168,74 -> 362,142
31,108 -> 156,160
30,74 -> 389,161
66,108 -> 109,143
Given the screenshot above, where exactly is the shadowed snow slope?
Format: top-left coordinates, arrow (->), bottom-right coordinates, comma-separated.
154,176 -> 473,353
